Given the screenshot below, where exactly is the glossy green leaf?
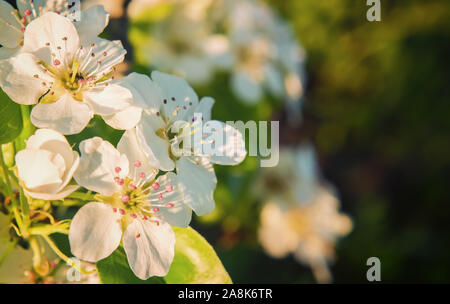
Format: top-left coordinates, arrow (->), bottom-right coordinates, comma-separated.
14,105 -> 35,152
96,226 -> 231,284
0,90 -> 23,145
165,227 -> 232,284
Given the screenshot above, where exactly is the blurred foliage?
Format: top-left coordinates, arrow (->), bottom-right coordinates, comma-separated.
262,0 -> 450,283
125,0 -> 450,283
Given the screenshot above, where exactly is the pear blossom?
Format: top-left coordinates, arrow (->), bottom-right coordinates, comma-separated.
219,0 -> 306,113
0,12 -> 136,134
0,0 -> 109,59
117,71 -> 247,216
130,0 -> 227,86
15,128 -> 80,200
128,0 -> 306,118
69,137 -> 192,279
259,189 -> 352,283
255,145 -> 352,283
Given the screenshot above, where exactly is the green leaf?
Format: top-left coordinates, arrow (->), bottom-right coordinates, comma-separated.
96,226 -> 232,284
14,105 -> 35,152
0,89 -> 23,145
165,227 -> 232,284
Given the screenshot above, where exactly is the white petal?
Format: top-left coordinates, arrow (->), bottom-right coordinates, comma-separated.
30,94 -> 94,135
123,219 -> 175,279
69,202 -> 122,262
75,5 -> 109,43
151,71 -> 199,122
258,201 -> 299,258
102,105 -> 142,130
117,129 -> 157,179
151,172 -> 192,228
56,151 -> 80,193
202,120 -> 247,165
15,149 -> 64,191
184,96 -> 215,124
23,12 -> 80,65
74,137 -> 128,196
176,157 -> 217,216
79,38 -> 126,77
0,53 -> 52,105
231,71 -> 263,104
25,184 -> 79,201
84,84 -> 133,115
136,116 -> 175,172
26,128 -> 75,170
0,1 -> 23,48
118,72 -> 163,109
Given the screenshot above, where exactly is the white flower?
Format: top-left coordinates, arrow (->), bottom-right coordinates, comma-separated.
0,12 -> 135,135
117,71 -> 247,216
0,0 -> 109,59
69,137 -> 192,279
129,0 -> 305,119
258,189 -> 352,283
135,0 -> 226,86
223,0 -> 306,110
15,128 -> 80,200
0,212 -> 33,283
255,145 -> 352,283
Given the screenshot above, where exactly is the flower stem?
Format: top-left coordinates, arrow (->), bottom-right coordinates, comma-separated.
0,148 -> 28,237
41,234 -> 96,275
67,190 -> 95,202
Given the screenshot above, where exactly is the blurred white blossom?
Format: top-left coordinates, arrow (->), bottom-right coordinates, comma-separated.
128,0 -> 306,119
256,145 -> 352,283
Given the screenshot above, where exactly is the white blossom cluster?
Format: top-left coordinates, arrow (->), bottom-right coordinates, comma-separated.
129,0 -> 306,117
0,1 -> 246,281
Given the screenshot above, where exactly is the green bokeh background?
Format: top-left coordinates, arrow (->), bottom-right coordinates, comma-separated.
126,0 -> 450,283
